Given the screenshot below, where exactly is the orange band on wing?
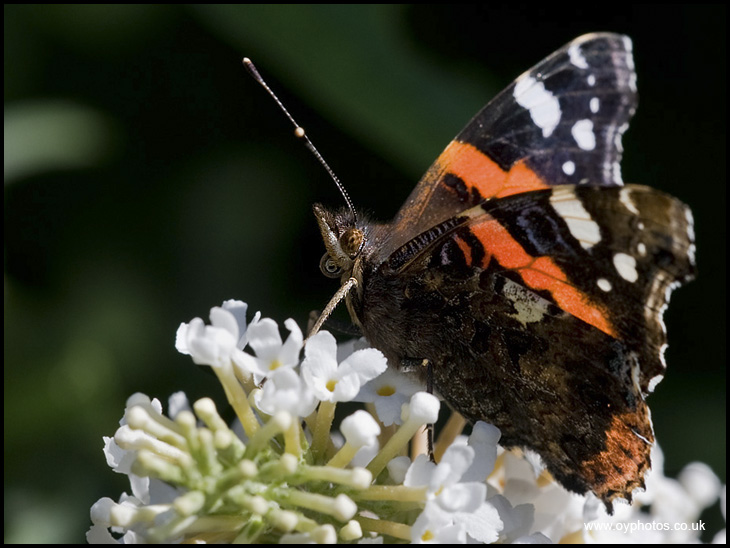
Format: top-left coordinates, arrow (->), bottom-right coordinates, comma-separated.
453,234 -> 473,266
437,141 -> 549,199
501,159 -> 549,198
469,219 -> 617,338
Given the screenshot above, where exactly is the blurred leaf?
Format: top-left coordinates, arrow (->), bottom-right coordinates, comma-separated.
4,101 -> 118,183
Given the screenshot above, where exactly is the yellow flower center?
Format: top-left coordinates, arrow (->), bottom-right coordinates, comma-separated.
421,530 -> 435,542
326,379 -> 338,392
376,385 -> 396,397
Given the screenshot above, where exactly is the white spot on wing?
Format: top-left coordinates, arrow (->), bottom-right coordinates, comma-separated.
597,278 -> 612,292
587,74 -> 596,86
623,36 -> 635,68
685,207 -> 697,263
662,280 -> 682,333
685,207 -> 696,242
562,161 -> 576,175
590,97 -> 600,113
688,243 -> 696,267
503,278 -> 550,325
550,187 -> 601,249
514,75 -> 561,138
659,342 -> 669,369
623,36 -> 638,92
612,161 -> 624,185
608,122 -> 630,186
613,252 -> 639,282
569,43 -> 589,69
637,242 -> 647,256
614,122 -> 629,153
646,273 -> 681,339
571,119 -> 596,150
648,374 -> 664,393
620,187 -> 641,215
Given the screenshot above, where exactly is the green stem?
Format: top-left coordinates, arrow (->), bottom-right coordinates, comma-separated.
213,364 -> 259,439
310,400 -> 336,463
356,515 -> 411,541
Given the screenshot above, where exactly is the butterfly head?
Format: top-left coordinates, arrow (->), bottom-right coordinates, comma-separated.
313,203 -> 365,280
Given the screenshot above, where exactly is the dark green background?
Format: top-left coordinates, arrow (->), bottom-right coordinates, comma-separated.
4,5 -> 725,542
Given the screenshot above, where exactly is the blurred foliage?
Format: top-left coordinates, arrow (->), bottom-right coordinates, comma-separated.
4,5 -> 725,543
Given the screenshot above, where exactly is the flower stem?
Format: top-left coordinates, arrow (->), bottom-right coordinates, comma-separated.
351,484 -> 428,502
283,420 -> 302,457
367,419 -> 422,479
244,411 -> 291,458
310,400 -> 336,463
273,488 -> 356,522
356,515 -> 411,541
213,364 -> 259,439
326,442 -> 358,468
434,411 -> 467,462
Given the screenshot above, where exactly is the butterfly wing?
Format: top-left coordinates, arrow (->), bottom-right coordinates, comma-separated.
364,184 -> 695,509
380,33 -> 637,262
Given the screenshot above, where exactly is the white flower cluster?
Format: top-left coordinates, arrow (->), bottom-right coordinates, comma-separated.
88,300 -> 724,544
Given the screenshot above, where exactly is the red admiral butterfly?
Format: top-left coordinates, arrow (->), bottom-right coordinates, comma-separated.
252,33 -> 697,512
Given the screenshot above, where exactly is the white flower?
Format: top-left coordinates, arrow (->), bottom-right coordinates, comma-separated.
301,331 -> 387,403
221,299 -> 260,349
489,494 -> 536,543
401,391 -> 441,426
387,455 -> 411,485
460,421 -> 501,483
713,485 -> 726,544
678,461 -> 722,509
405,444 -> 486,514
89,394 -> 183,543
176,304 -> 252,370
254,367 -> 318,418
238,317 -> 303,382
329,410 -> 381,468
340,410 -> 381,449
354,365 -> 422,426
411,503 -> 466,544
166,391 -> 192,419
103,394 -> 165,502
176,300 -> 255,353
453,499 -> 504,543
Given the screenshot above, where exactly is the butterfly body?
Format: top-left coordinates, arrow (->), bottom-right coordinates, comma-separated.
313,33 -> 696,511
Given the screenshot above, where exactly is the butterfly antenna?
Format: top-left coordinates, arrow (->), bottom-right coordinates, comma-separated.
243,58 -> 358,225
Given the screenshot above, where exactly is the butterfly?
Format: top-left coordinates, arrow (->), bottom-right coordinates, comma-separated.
307,33 -> 696,512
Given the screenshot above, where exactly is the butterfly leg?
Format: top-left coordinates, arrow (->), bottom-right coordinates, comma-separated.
306,310 -> 363,337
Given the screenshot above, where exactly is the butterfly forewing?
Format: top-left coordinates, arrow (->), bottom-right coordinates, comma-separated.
383,33 -> 638,264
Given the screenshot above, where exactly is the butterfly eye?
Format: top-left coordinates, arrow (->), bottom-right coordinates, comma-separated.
320,253 -> 343,278
339,228 -> 364,259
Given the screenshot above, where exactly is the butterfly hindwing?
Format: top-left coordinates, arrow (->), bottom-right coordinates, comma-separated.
372,183 -> 694,508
